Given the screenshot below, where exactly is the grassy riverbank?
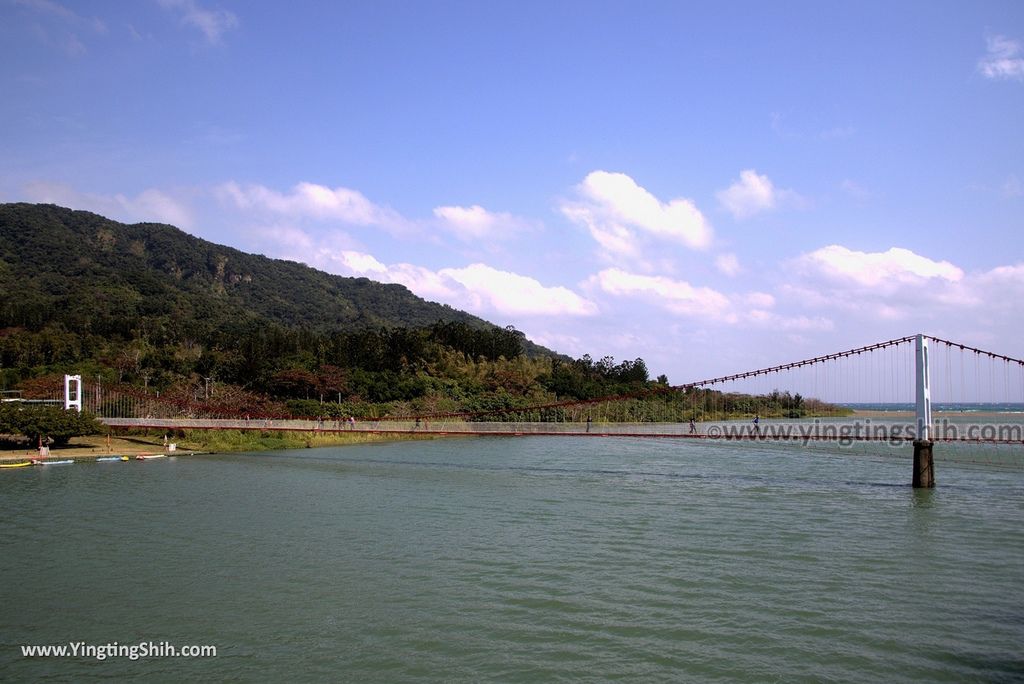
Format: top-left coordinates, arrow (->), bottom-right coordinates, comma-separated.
0,429 -> 440,460
180,428 -> 442,453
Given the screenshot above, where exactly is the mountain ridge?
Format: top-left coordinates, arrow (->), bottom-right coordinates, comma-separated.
0,203 -> 556,355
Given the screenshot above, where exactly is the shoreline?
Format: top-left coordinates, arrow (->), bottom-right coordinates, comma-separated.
0,429 -> 444,462
0,435 -> 196,463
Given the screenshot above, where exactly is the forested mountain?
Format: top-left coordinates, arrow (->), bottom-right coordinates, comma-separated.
0,203 -> 508,338
0,203 -> 613,411
0,204 -> 827,422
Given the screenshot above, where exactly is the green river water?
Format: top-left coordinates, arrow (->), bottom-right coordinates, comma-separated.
1,436 -> 1022,682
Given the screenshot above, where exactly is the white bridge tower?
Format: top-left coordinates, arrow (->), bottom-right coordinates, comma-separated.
64,374 -> 82,412
913,334 -> 935,487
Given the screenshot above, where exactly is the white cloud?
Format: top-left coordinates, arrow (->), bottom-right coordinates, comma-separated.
745,309 -> 833,332
590,268 -> 734,320
581,172 -> 711,246
433,205 -> 493,239
759,307 -> 831,331
716,253 -> 741,276
324,251 -> 597,317
978,35 -> 1024,81
562,202 -> 642,260
745,292 -> 775,309
221,182 -> 539,245
972,262 -> 1024,309
22,181 -> 193,228
589,267 -> 834,332
526,331 -> 587,357
158,0 -> 238,44
561,171 -> 712,264
982,263 -> 1024,282
782,244 -> 1012,326
716,169 -> 796,220
797,245 -> 963,288
252,224 -> 317,252
338,251 -> 459,301
338,250 -> 387,275
126,189 -> 193,228
782,245 -> 1024,360
440,264 -> 599,316
218,181 -> 411,233
13,0 -> 106,56
14,0 -> 106,32
432,204 -> 534,241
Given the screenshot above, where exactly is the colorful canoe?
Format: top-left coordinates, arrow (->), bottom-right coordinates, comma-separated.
1,461 -> 32,469
32,459 -> 74,466
96,456 -> 129,462
135,454 -> 167,460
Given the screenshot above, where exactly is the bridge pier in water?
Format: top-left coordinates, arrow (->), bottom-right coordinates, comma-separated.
913,440 -> 935,488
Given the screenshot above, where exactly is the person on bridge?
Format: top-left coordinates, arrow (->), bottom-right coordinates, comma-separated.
690,418 -> 697,435
753,415 -> 760,435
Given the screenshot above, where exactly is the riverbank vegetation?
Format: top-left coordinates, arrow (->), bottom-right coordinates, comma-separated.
1,318 -> 847,424
172,428 -> 445,453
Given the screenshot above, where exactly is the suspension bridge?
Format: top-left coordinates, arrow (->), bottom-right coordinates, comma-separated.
14,333 -> 1024,487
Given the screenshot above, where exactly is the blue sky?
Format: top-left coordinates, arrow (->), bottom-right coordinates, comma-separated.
2,0 -> 1023,386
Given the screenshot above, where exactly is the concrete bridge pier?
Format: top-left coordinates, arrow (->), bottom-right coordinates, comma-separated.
913,440 -> 935,488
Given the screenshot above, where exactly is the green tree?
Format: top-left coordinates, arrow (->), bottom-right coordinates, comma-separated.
0,404 -> 103,446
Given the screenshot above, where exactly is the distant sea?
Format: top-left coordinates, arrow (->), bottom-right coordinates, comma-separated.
844,402 -> 1024,413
